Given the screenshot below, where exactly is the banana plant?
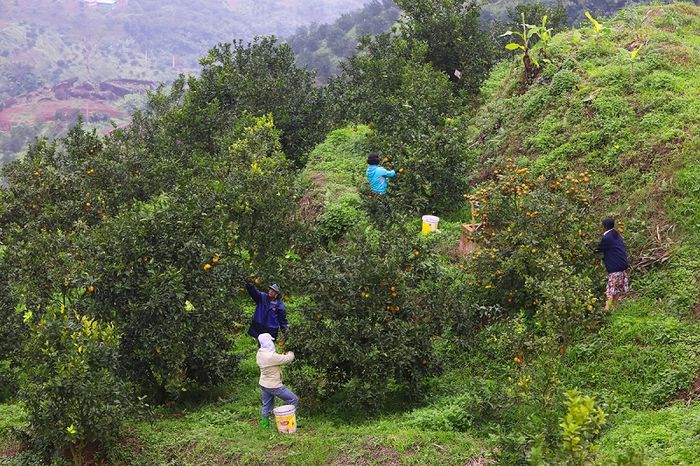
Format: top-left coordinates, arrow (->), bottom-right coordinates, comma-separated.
501,13 -> 553,80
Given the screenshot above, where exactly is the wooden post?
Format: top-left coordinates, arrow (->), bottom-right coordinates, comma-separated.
460,223 -> 480,256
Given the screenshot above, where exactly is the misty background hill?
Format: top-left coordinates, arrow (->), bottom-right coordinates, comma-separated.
0,0 -> 676,163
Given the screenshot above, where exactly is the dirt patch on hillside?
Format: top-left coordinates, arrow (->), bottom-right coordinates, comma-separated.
0,439 -> 23,460
298,172 -> 327,222
673,372 -> 700,404
0,100 -> 125,131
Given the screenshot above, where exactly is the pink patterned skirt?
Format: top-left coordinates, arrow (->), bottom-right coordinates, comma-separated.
606,270 -> 629,300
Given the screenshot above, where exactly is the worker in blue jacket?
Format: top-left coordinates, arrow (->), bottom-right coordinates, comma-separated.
246,281 -> 288,340
594,217 -> 630,310
366,153 -> 396,195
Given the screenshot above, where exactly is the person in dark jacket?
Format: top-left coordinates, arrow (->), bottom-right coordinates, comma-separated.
594,217 -> 630,310
246,281 -> 288,340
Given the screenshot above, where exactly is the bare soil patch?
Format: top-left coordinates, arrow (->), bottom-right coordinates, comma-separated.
673,372 -> 700,405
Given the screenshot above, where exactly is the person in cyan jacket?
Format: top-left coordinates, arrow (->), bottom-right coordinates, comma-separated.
594,217 -> 630,310
246,281 -> 288,340
365,153 -> 396,195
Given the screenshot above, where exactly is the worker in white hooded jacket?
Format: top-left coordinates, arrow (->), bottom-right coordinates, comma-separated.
256,333 -> 298,429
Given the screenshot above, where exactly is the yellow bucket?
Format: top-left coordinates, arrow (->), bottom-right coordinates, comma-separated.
273,405 -> 297,434
421,215 -> 440,235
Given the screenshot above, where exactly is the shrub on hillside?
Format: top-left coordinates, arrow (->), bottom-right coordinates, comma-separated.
19,301 -> 133,462
464,161 -> 603,346
287,226 -> 472,409
0,115 -> 299,402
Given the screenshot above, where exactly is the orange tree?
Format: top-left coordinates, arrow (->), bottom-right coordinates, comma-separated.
0,114 -> 299,402
328,34 -> 474,215
285,224 -> 476,410
18,300 -> 133,463
456,163 -> 607,462
464,162 -> 603,348
172,37 -> 329,167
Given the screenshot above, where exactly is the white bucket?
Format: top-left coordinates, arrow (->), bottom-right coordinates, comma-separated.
273,404 -> 297,434
421,215 -> 440,235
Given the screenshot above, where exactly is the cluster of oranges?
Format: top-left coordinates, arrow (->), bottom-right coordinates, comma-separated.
386,305 -> 401,313
202,256 -> 221,272
514,351 -> 525,365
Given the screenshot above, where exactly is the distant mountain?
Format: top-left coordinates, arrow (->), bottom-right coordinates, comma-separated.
0,0 -> 369,161
0,0 -> 369,101
286,0 -> 668,82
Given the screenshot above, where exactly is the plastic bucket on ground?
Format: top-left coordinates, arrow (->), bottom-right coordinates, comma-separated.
421,215 -> 440,235
273,405 -> 297,434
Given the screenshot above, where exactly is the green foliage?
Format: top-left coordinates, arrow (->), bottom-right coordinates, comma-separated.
317,195 -> 364,241
558,389 -> 607,465
394,0 -> 495,94
176,37 -> 328,166
289,0 -> 400,82
287,226 -> 472,410
501,12 -> 555,81
598,403 -> 700,465
19,301 -> 133,461
465,163 -> 600,324
550,69 -> 581,96
493,0 -> 569,60
328,34 -> 472,214
0,110 -> 299,404
560,300 -> 700,411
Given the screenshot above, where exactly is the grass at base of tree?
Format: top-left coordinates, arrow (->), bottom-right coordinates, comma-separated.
597,402 -> 700,465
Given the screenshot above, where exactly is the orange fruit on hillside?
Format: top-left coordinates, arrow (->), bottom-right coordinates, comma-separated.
33,171 -> 40,177
398,168 -> 405,174
514,357 -> 522,364
87,168 -> 95,176
212,257 -> 219,264
254,277 -> 261,285
87,286 -> 95,293
391,286 -> 397,292
85,202 -> 91,208
413,250 -> 420,257
203,263 -> 212,272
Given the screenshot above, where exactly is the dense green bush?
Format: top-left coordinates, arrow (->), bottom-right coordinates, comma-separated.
0,114 -> 299,403
287,226 -> 473,409
394,0 -> 495,94
19,301 -> 133,462
465,162 -> 601,331
549,69 -> 580,96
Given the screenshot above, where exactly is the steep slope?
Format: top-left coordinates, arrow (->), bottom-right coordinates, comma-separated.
1,4 -> 699,465
458,2 -> 700,461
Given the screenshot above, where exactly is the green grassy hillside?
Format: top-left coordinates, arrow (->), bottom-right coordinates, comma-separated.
1,3 -> 699,465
